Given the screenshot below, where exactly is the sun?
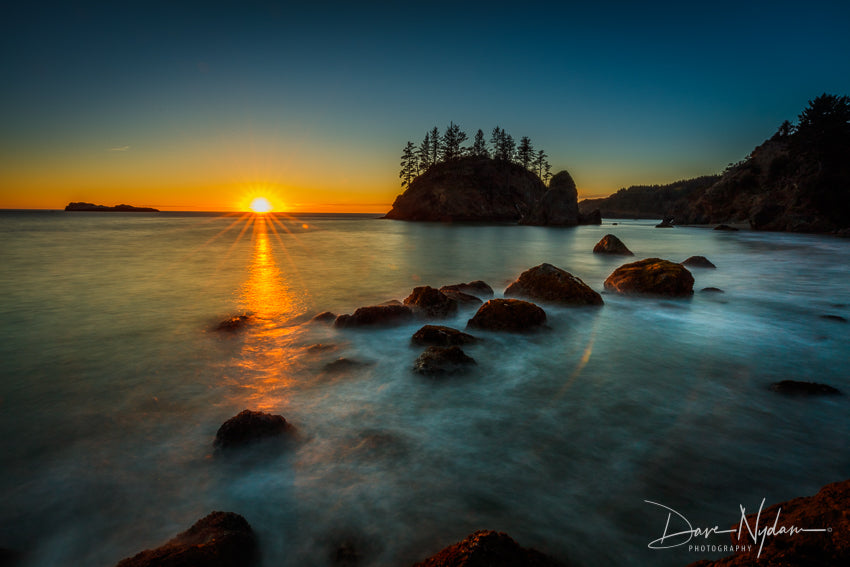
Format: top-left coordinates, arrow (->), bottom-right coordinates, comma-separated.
249,197 -> 273,213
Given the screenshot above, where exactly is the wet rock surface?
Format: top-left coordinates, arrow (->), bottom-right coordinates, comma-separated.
214,410 -> 293,449
413,346 -> 477,375
411,325 -> 477,346
603,258 -> 694,296
412,530 -> 564,567
504,263 -> 603,306
467,299 -> 547,332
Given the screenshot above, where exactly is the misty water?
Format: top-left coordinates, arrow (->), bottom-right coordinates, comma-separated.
1,211 -> 848,566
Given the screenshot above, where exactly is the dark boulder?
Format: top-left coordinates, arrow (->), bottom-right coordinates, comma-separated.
604,258 -> 694,296
701,287 -> 725,293
681,255 -> 716,268
413,346 -> 477,375
334,304 -> 414,328
311,311 -> 337,323
504,263 -> 603,306
412,325 -> 477,346
384,157 -> 547,222
403,286 -> 458,318
215,315 -> 250,332
578,208 -> 602,225
440,281 -> 494,298
770,380 -> 841,395
412,530 -> 563,567
655,216 -> 675,228
467,299 -> 547,332
593,234 -> 633,255
520,170 -> 580,226
821,314 -> 848,323
114,511 -> 257,567
685,479 -> 850,567
714,224 -> 739,231
214,410 -> 293,449
440,290 -> 483,305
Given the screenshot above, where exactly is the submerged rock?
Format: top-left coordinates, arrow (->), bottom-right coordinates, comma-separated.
311,311 -> 337,323
686,479 -> 850,567
700,287 -> 725,293
334,304 -> 414,328
413,346 -> 477,375
592,234 -> 633,255
681,255 -> 716,268
714,224 -> 739,231
114,511 -> 257,567
770,380 -> 841,396
655,216 -> 675,228
467,299 -> 547,332
214,410 -> 293,449
323,358 -> 372,374
215,315 -> 251,332
820,314 -> 848,323
412,530 -> 563,567
504,263 -> 603,306
603,258 -> 694,296
404,286 -> 458,318
411,325 -> 477,346
440,281 -> 494,298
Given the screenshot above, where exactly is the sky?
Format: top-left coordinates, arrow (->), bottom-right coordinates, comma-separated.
2,0 -> 849,212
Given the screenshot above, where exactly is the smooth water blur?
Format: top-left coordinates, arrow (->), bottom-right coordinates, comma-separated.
0,211 -> 848,566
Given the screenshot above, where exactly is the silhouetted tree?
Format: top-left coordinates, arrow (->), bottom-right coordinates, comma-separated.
440,122 -> 468,161
472,129 -> 489,158
490,126 -> 517,162
533,149 -> 548,178
399,141 -> 417,187
776,120 -> 794,138
429,126 -> 441,166
543,162 -> 552,185
517,136 -> 534,169
794,93 -> 850,157
417,132 -> 432,173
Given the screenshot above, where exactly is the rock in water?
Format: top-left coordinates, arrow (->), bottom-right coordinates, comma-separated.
215,315 -> 250,332
439,290 -> 482,305
504,263 -> 603,306
520,170 -> 580,226
770,380 -> 841,395
467,299 -> 547,332
714,224 -> 739,231
412,530 -> 563,567
403,286 -> 458,318
603,258 -> 694,296
593,234 -> 633,255
655,216 -> 675,228
413,346 -> 477,375
681,255 -> 716,268
384,157 -> 547,222
311,311 -> 337,323
440,280 -> 494,298
411,325 -> 477,346
334,304 -> 414,328
685,479 -> 850,567
114,511 -> 257,567
214,410 -> 293,449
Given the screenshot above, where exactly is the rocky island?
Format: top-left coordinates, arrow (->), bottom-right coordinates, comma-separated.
65,202 -> 160,212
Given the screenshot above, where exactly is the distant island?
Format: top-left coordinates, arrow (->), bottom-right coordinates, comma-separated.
65,202 -> 160,212
579,93 -> 850,234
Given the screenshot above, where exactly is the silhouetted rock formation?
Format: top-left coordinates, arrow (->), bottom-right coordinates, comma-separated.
593,234 -> 633,255
578,176 -> 719,220
504,263 -> 603,306
413,346 -> 476,375
404,286 -> 458,318
467,299 -> 547,332
770,380 -> 841,395
655,216 -> 675,228
114,511 -> 257,567
65,202 -> 159,212
681,256 -> 716,268
412,325 -> 477,346
440,281 -> 494,298
686,479 -> 850,567
384,157 -> 547,222
412,530 -> 563,567
214,410 -> 293,449
334,304 -> 414,328
604,258 -> 694,296
520,170 -> 582,226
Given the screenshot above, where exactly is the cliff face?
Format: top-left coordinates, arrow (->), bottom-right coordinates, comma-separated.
578,176 -> 719,220
384,157 -> 547,222
520,170 -> 581,226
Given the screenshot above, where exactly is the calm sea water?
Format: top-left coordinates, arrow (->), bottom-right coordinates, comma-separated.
1,211 -> 848,566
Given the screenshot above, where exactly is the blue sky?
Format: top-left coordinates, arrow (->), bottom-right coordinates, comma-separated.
2,0 -> 849,209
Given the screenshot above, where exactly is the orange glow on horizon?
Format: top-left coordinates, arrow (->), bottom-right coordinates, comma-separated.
249,196 -> 273,213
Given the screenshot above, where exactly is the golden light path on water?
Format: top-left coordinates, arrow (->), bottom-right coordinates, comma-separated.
235,214 -> 309,411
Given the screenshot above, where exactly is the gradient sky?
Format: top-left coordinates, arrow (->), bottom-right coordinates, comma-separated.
2,1 -> 849,212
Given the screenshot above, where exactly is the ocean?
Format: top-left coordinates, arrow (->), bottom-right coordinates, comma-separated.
1,210 -> 848,566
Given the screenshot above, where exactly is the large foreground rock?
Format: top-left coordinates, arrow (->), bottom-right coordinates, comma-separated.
504,263 -> 603,306
412,325 -> 477,346
520,170 -> 580,226
467,299 -> 546,332
413,346 -> 477,375
214,410 -> 293,449
593,234 -> 633,255
404,286 -> 458,318
334,304 -> 414,328
686,479 -> 850,567
384,157 -> 547,222
603,258 -> 694,296
412,530 -> 562,567
115,511 -> 257,567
